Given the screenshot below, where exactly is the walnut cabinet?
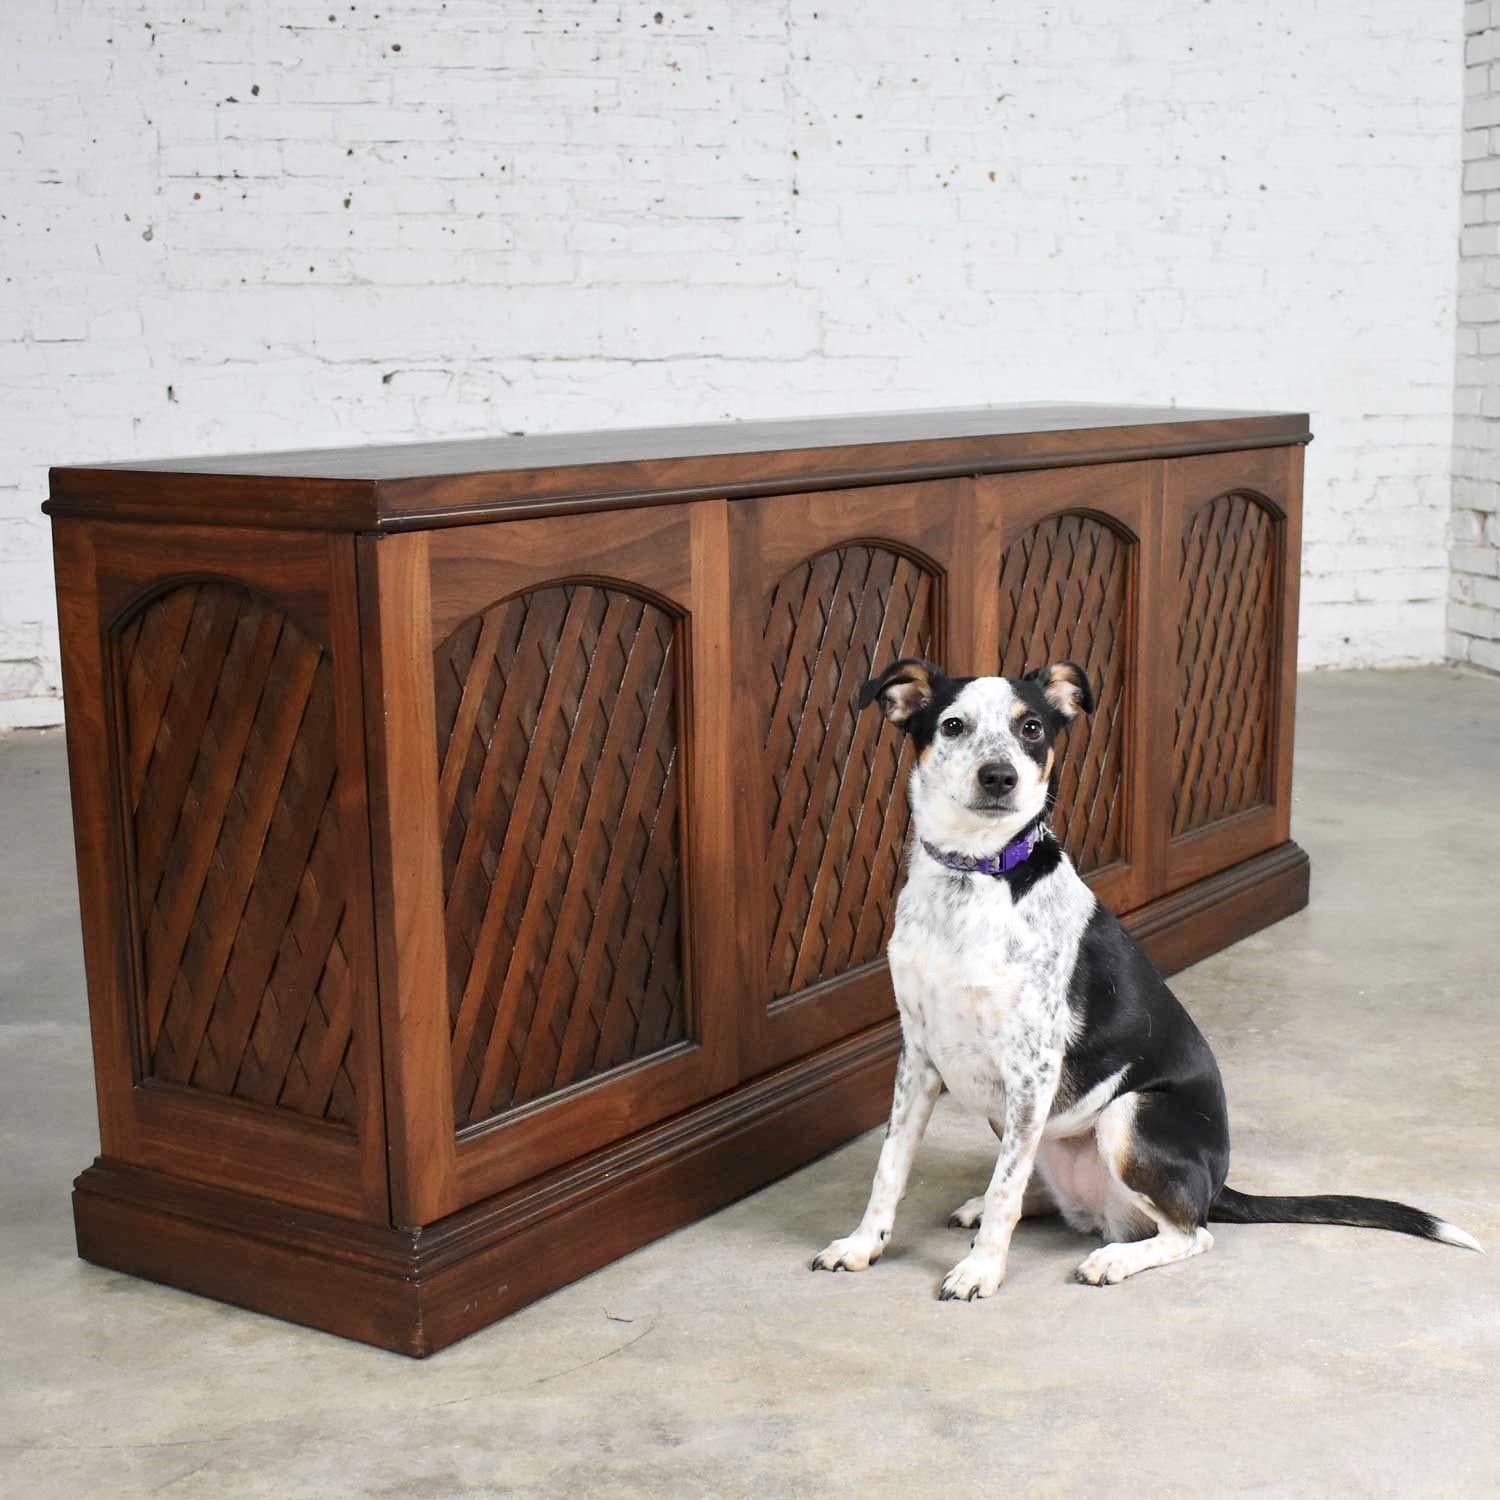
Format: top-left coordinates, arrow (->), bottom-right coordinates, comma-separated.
45,404 -> 1311,1354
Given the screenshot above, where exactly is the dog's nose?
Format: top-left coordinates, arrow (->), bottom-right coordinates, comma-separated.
976,760 -> 1017,798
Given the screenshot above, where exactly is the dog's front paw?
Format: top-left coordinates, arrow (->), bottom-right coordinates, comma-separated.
810,1231 -> 884,1273
938,1251 -> 1004,1302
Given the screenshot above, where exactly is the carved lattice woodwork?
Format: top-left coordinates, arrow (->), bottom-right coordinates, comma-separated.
1172,491 -> 1277,836
116,582 -> 357,1126
1002,513 -> 1128,876
761,545 -> 935,999
997,513 -> 1131,876
434,583 -> 686,1129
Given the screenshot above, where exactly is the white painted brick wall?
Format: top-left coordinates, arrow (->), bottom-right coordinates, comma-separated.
0,0 -> 1464,727
1453,0 -> 1500,675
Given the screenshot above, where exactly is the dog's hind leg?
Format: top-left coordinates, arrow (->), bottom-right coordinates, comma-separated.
811,1044 -> 943,1273
951,1164 -> 1056,1229
1072,1092 -> 1217,1287
1075,1221 -> 1212,1285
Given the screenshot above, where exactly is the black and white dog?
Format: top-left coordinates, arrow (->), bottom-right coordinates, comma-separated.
811,657 -> 1481,1301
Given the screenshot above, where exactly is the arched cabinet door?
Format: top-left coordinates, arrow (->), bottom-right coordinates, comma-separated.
362,503 -> 737,1222
728,480 -> 973,1075
975,464 -> 1157,915
1159,447 -> 1302,892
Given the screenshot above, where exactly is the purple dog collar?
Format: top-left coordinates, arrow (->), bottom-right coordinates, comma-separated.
921,826 -> 1040,878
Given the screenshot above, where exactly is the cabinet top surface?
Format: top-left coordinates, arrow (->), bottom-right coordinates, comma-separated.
47,402 -> 1310,532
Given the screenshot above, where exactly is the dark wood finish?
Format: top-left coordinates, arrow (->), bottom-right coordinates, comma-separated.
434,581 -> 688,1127
49,405 -> 1311,1352
1160,446 -> 1302,892
47,405 -> 1310,531
1127,841 -> 1311,978
359,505 -> 739,1222
73,1018 -> 904,1357
358,531 -> 456,1226
119,581 -> 358,1125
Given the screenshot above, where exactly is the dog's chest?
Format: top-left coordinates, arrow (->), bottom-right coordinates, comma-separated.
886,868 -> 1070,1115
897,966 -> 1022,1114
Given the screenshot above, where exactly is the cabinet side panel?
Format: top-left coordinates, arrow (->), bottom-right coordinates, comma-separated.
52,519 -> 137,1159
1271,446 -> 1304,844
54,520 -> 385,1223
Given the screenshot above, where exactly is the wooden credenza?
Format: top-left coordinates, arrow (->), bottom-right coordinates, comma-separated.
46,404 -> 1311,1354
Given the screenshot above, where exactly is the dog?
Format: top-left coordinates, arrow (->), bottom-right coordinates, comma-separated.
810,657 -> 1482,1300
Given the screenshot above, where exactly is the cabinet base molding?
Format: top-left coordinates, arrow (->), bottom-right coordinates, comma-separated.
72,840 -> 1308,1357
74,1021 -> 902,1357
1130,839 -> 1310,977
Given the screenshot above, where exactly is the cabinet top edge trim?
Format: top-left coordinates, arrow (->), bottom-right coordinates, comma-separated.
46,405 -> 1312,532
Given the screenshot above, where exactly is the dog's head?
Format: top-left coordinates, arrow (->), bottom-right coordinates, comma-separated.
857,658 -> 1093,854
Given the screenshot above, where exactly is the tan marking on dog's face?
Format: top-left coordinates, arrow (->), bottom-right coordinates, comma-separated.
1040,747 -> 1054,783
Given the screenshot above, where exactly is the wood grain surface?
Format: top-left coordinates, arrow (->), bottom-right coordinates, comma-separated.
46,404 -> 1311,531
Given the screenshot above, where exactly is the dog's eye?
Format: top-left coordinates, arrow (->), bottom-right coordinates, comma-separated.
939,716 -> 966,739
1020,717 -> 1044,741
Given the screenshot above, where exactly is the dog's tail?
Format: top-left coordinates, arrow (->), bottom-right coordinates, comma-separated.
1208,1185 -> 1483,1251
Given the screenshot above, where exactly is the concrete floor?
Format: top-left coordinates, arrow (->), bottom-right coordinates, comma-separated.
2,668 -> 1497,1499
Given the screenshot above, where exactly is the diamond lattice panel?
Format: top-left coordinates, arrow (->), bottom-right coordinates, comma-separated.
1172,491 -> 1277,836
117,583 -> 357,1127
997,514 -> 1131,876
434,584 -> 686,1129
761,545 -> 935,1000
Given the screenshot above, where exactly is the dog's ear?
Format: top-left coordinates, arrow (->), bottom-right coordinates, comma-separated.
857,657 -> 943,729
1028,662 -> 1094,721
